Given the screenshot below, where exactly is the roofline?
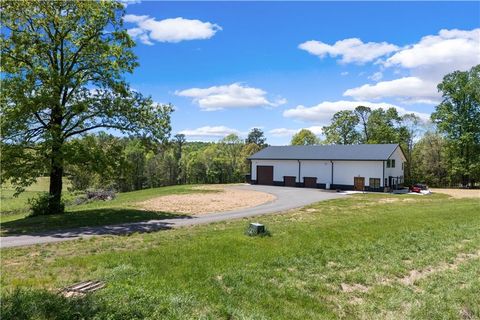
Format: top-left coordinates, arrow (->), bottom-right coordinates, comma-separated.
386,144 -> 407,161
248,158 -> 389,161
248,143 -> 401,161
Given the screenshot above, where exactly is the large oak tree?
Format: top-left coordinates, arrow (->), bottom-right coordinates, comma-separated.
1,1 -> 172,213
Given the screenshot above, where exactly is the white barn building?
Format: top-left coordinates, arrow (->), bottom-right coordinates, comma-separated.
248,144 -> 406,191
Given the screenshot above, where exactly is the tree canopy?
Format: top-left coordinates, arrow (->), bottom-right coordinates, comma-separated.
245,128 -> 267,147
0,0 -> 172,213
322,110 -> 360,144
291,129 -> 320,145
431,64 -> 480,186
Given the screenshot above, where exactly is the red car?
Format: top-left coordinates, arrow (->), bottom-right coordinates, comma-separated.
409,184 -> 428,193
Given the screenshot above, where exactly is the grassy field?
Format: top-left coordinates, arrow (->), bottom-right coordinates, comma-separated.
1,193 -> 479,319
1,177 -> 67,215
1,180 -> 217,235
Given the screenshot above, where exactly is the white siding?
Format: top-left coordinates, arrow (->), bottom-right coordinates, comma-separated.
333,161 -> 384,186
252,159 -> 385,187
385,147 -> 406,179
251,160 -> 299,182
300,160 -> 332,184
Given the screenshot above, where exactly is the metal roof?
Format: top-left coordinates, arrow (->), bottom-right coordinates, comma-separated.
248,144 -> 400,161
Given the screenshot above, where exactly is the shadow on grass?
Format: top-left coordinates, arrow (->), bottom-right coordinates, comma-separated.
1,288 -> 103,320
0,288 -> 153,320
2,287 -> 183,319
0,208 -> 191,237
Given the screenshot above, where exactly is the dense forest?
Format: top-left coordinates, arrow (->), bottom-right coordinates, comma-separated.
64,131 -> 263,192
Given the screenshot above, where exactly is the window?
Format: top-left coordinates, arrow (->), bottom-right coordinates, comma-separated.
386,160 -> 391,168
402,162 -> 404,170
369,178 -> 380,189
391,159 -> 395,168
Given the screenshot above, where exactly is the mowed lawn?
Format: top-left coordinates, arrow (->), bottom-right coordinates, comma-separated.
1,193 -> 479,319
1,181 -> 218,235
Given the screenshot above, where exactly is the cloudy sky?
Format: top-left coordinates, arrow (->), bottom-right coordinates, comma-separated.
123,1 -> 480,145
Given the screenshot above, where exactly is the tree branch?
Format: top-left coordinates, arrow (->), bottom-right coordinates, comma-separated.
64,124 -> 129,138
34,112 -> 48,128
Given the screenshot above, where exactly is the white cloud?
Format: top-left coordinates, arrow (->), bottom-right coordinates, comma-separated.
368,72 -> 383,82
283,100 -> 430,124
343,28 -> 480,104
124,15 -> 221,44
299,38 -> 398,64
269,126 -> 324,137
385,28 -> 480,75
269,128 -> 298,137
341,71 -> 349,76
179,126 -> 240,139
175,83 -> 286,111
343,77 -> 439,104
120,0 -> 141,7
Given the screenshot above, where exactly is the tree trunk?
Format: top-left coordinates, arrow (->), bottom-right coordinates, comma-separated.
48,141 -> 65,214
48,100 -> 65,214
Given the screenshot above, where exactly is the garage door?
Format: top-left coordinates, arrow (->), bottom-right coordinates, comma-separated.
257,166 -> 274,185
284,176 -> 296,187
304,177 -> 317,188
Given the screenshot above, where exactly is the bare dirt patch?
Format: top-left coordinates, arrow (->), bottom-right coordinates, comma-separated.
397,250 -> 480,286
341,249 -> 480,293
378,198 -> 400,204
340,283 -> 369,293
431,188 -> 480,199
139,186 -> 276,215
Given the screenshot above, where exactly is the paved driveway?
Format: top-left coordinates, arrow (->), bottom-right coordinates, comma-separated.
0,185 -> 344,248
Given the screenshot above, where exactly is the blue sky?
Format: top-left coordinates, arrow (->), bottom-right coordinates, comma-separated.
122,1 -> 480,145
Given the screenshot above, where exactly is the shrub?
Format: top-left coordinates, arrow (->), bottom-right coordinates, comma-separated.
28,193 -> 65,216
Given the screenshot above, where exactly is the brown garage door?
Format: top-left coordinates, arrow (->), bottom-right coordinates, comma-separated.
304,177 -> 317,188
284,176 -> 296,187
257,166 -> 273,185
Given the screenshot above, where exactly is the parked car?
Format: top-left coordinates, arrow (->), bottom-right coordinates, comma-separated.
409,183 -> 428,193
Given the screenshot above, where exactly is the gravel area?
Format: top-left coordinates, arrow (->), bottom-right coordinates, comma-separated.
139,185 -> 276,215
431,188 -> 480,199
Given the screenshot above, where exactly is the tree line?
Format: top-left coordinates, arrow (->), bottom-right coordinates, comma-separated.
65,130 -> 265,192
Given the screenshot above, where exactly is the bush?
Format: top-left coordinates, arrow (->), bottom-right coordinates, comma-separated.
28,193 -> 65,216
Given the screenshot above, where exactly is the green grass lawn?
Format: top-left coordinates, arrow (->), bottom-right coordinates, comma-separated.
1,177 -> 74,219
1,193 -> 479,319
1,182 -> 217,235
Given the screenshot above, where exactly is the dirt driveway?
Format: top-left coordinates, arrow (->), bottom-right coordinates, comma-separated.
431,188 -> 480,199
139,185 -> 276,215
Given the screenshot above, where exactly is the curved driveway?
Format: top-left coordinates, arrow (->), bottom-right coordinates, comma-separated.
1,185 -> 344,248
